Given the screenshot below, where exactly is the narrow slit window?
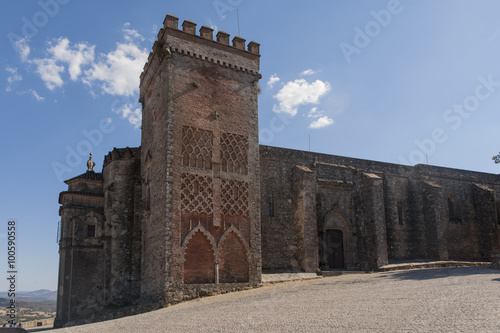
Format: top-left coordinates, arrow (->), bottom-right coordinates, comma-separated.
397,202 -> 404,226
146,185 -> 151,211
87,225 -> 96,238
496,200 -> 500,225
268,194 -> 274,217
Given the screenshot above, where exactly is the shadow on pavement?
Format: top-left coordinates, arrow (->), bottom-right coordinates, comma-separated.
378,266 -> 497,281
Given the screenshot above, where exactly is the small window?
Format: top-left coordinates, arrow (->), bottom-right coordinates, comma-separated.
146,185 -> 151,211
397,202 -> 404,226
448,195 -> 462,223
87,225 -> 96,238
496,200 -> 500,225
268,194 -> 274,217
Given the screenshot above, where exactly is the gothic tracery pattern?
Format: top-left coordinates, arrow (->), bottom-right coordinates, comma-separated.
220,132 -> 248,174
221,179 -> 249,217
182,126 -> 213,169
181,173 -> 213,214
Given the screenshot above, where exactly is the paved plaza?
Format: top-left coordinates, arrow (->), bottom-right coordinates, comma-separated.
44,266 -> 500,332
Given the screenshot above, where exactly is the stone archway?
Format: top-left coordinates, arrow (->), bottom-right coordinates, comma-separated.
218,228 -> 249,283
183,227 -> 216,284
321,209 -> 356,270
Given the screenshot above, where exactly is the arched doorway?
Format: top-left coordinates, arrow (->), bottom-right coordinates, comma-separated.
321,208 -> 354,270
326,229 -> 344,269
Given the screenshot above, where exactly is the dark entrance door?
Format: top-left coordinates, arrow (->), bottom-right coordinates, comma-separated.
326,229 -> 344,269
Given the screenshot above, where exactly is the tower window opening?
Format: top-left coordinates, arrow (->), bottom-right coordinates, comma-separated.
397,201 -> 404,226
268,194 -> 274,217
87,225 -> 96,238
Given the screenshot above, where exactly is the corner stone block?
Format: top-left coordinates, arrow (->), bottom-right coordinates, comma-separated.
199,25 -> 214,40
248,41 -> 260,55
422,181 -> 448,261
182,20 -> 197,35
362,173 -> 388,268
293,165 -> 318,273
472,183 -> 499,257
217,31 -> 230,45
164,14 -> 179,29
232,36 -> 246,50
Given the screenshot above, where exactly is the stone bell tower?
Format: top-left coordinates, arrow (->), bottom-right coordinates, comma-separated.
139,14 -> 262,303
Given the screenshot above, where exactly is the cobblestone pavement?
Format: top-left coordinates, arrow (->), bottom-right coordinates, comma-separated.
46,267 -> 500,332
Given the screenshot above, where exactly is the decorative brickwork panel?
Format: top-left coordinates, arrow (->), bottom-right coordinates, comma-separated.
220,132 -> 248,174
221,215 -> 250,243
181,174 -> 213,214
184,231 -> 215,284
219,231 -> 249,283
181,212 -> 213,241
182,126 -> 213,170
221,179 -> 249,217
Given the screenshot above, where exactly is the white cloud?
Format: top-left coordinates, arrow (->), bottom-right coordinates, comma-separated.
25,24 -> 146,99
306,107 -> 335,128
273,79 -> 331,116
151,24 -> 158,36
15,38 -> 30,62
48,37 -> 95,81
29,89 -> 45,102
11,24 -> 149,128
5,67 -> 22,92
208,19 -> 218,35
300,69 -> 316,76
83,41 -> 148,96
33,58 -> 64,90
307,107 -> 321,118
267,73 -> 280,88
309,116 -> 334,129
123,23 -> 145,43
114,103 -> 142,128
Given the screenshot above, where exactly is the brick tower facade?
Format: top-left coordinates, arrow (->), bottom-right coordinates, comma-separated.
55,14 -> 261,327
138,15 -> 262,303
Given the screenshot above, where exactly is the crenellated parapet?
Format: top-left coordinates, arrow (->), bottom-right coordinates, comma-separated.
139,14 -> 261,102
103,147 -> 141,168
163,14 -> 260,54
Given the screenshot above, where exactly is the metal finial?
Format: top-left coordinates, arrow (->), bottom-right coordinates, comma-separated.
87,152 -> 96,172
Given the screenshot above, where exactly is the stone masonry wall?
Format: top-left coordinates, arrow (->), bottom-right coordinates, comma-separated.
102,147 -> 142,307
260,145 -> 500,271
55,174 -> 105,327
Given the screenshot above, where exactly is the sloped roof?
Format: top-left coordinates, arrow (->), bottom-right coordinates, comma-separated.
65,170 -> 103,184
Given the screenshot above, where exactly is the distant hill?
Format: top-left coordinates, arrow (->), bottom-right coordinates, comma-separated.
0,290 -> 57,302
0,290 -> 56,322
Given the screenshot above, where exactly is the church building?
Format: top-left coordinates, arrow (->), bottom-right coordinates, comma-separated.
55,14 -> 500,327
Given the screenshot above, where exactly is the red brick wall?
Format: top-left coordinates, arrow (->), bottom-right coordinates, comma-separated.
184,231 -> 215,284
219,231 -> 249,283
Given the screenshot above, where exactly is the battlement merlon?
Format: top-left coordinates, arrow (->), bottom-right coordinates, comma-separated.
103,147 -> 141,168
163,14 -> 260,57
139,14 -> 261,96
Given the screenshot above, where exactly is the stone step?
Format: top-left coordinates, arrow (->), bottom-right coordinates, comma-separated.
378,261 -> 491,272
261,273 -> 321,284
321,271 -> 366,277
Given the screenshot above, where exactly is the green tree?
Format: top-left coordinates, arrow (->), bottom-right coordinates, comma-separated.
493,153 -> 500,164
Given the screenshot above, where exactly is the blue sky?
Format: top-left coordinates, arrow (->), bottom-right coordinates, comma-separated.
2,0 -> 500,291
